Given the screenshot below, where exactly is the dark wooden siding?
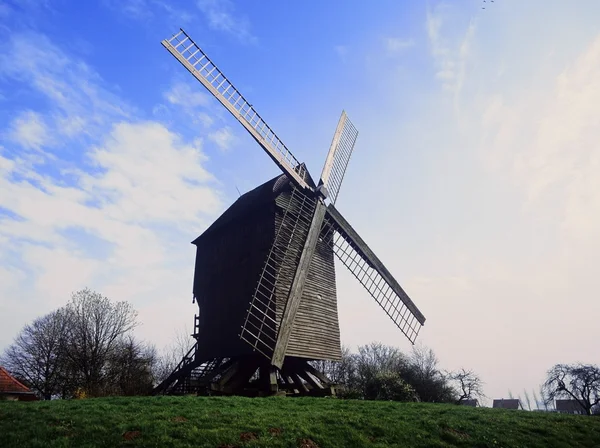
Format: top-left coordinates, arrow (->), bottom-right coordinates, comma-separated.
193,202 -> 276,360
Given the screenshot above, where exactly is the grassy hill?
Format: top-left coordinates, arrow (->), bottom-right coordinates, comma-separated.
1,396 -> 599,447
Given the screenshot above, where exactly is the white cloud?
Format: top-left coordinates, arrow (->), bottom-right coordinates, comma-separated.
208,126 -> 236,151
8,110 -> 50,150
0,33 -> 130,151
0,32 -> 223,351
196,0 -> 256,44
197,111 -> 215,128
383,37 -> 415,54
103,0 -> 194,25
160,81 -> 237,149
425,4 -> 475,99
334,45 -> 349,59
337,1 -> 600,402
164,82 -> 211,109
481,35 -> 600,242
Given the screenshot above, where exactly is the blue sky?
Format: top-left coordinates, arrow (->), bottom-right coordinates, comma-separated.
1,0 -> 600,404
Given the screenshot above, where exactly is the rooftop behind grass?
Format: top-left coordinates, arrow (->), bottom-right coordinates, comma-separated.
1,396 -> 599,447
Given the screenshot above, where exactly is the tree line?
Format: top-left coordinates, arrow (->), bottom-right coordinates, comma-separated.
1,288 -> 598,414
311,343 -> 484,404
1,289 -> 156,399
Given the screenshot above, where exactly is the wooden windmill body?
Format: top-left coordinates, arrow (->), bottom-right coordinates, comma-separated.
154,29 -> 426,396
191,173 -> 341,363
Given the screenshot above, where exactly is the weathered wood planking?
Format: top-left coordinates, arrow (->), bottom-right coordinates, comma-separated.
272,199 -> 328,367
274,191 -> 341,362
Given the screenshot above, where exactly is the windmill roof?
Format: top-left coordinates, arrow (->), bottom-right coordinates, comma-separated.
0,366 -> 34,395
192,163 -> 316,244
192,173 -> 289,244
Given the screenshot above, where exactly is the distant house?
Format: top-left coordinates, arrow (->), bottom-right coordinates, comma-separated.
0,367 -> 37,401
460,399 -> 479,407
492,399 -> 522,410
555,399 -> 587,415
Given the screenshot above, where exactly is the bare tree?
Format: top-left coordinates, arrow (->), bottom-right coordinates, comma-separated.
0,310 -> 69,399
310,345 -> 354,385
409,344 -> 439,380
522,389 -> 532,411
532,388 -> 541,411
538,385 -> 553,411
543,363 -> 600,416
105,336 -> 157,396
448,368 -> 485,404
405,344 -> 454,403
354,342 -> 408,379
63,288 -> 138,397
153,326 -> 195,385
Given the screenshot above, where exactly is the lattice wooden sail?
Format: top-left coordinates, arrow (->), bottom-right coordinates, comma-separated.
162,29 -> 311,191
320,206 -> 425,343
319,111 -> 359,204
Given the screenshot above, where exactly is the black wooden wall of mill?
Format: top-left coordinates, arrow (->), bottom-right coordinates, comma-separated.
191,174 -> 342,363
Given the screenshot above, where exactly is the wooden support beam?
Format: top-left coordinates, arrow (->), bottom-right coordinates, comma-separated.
271,201 -> 328,368
304,363 -> 333,385
224,360 -> 259,393
297,369 -> 324,390
306,363 -> 331,386
259,364 -> 279,394
290,373 -> 309,394
280,374 -> 299,394
214,360 -> 241,390
268,367 -> 278,393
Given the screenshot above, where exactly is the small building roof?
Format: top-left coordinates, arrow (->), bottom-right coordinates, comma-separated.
492,398 -> 521,409
556,399 -> 586,414
0,366 -> 35,396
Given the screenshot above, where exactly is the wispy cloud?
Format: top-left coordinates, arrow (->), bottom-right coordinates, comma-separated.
196,0 -> 256,44
103,0 -> 194,25
164,82 -> 211,109
383,37 -> 415,54
482,34 -> 600,242
208,126 -> 236,151
425,4 -> 475,100
334,45 -> 349,62
0,32 -> 130,151
0,32 -> 222,348
7,111 -> 50,151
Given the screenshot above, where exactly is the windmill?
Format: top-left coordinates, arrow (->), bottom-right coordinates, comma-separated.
153,29 -> 426,396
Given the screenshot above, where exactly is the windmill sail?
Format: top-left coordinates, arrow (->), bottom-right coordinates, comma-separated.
319,111 -> 358,204
162,29 -> 312,191
321,205 -> 425,343
157,26 -> 426,397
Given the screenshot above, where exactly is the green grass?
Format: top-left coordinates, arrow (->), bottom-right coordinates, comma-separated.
1,396 -> 599,447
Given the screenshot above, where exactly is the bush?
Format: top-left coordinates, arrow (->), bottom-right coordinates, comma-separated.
365,371 -> 419,402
